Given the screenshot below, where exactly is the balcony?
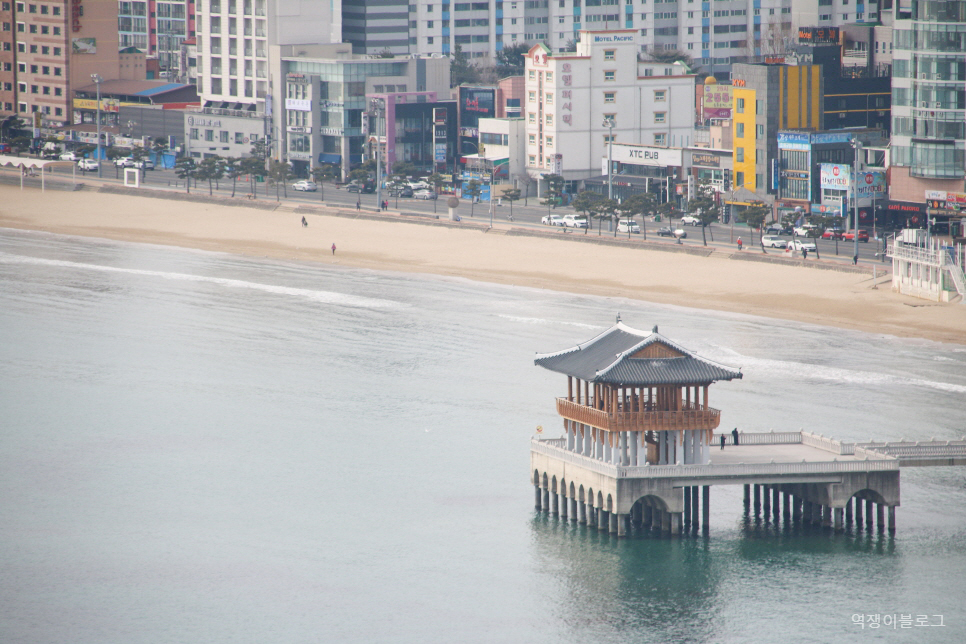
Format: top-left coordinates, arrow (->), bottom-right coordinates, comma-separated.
556,398 -> 721,433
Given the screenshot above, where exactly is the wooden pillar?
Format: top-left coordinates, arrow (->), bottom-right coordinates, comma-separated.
702,485 -> 710,531
567,375 -> 573,402
703,385 -> 709,410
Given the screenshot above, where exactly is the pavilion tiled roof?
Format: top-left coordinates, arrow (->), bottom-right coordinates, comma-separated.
534,322 -> 742,386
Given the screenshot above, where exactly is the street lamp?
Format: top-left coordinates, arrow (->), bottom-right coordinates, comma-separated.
369,97 -> 385,210
849,138 -> 862,263
91,73 -> 102,178
602,116 -> 615,200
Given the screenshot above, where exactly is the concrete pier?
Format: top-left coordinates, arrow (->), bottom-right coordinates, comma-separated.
702,486 -> 710,532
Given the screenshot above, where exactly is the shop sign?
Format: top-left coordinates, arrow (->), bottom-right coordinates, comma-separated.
777,132 -> 810,150
819,163 -> 851,189
691,153 -> 721,168
285,98 -> 311,111
610,143 -> 682,167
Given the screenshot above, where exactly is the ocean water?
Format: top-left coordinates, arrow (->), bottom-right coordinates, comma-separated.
1,228 -> 964,644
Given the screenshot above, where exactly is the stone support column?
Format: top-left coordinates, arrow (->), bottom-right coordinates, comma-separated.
823,504 -> 832,528
702,485 -> 710,531
683,487 -> 691,526
599,510 -> 609,532
551,491 -> 558,515
535,485 -> 541,510
773,487 -> 781,517
570,497 -> 578,522
876,503 -> 885,532
865,497 -> 874,528
559,493 -> 567,519
743,484 -> 751,508
855,498 -> 864,530
793,495 -> 802,522
763,485 -> 771,520
834,507 -> 844,532
671,512 -> 682,536
578,501 -> 587,524
888,506 -> 896,533
644,504 -> 653,528
691,486 -> 699,528
609,511 -> 618,534
845,498 -> 853,526
782,491 -> 790,522
662,509 -> 671,534
753,485 -> 761,516
542,488 -> 550,512
630,431 -> 639,465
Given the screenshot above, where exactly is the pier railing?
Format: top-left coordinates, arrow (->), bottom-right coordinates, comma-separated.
713,430 -> 802,446
531,438 -> 899,479
556,398 -> 721,433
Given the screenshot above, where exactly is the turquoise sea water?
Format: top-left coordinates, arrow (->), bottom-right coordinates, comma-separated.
1,228 -> 964,643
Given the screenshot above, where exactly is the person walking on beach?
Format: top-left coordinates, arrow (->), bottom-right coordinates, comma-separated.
732,427 -> 740,446
737,237 -> 742,251
720,434 -> 726,450
331,243 -> 336,255
301,216 -> 308,227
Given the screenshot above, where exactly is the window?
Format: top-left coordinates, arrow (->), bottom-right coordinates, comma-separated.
604,49 -> 615,60
205,130 -> 214,141
603,134 -> 615,143
736,97 -> 744,113
654,133 -> 666,145
529,134 -> 536,144
54,87 -> 61,96
603,91 -> 615,103
53,67 -> 61,76
546,136 -> 554,147
736,147 -> 744,162
604,70 -> 615,81
755,149 -> 762,164
654,111 -> 665,123
756,173 -> 763,187
427,36 -> 433,44
546,92 -> 553,104
756,124 -> 764,139
736,122 -> 744,138
529,112 -> 536,123
529,155 -> 536,166
220,131 -> 229,143
528,90 -> 536,102
654,90 -> 666,101
546,113 -> 553,125
190,128 -> 199,140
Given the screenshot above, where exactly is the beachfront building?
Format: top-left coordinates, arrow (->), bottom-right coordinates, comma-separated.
270,43 -> 450,179
6,0 -> 120,128
524,30 -> 696,189
118,1 -> 196,76
531,322 -> 743,535
888,0 -> 966,227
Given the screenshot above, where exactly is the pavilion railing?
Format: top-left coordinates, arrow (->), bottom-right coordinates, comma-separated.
556,398 -> 721,432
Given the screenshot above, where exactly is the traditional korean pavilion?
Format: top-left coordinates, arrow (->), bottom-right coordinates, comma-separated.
534,322 -> 742,468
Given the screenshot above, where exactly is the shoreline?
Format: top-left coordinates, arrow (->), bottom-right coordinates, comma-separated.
2,186 -> 964,345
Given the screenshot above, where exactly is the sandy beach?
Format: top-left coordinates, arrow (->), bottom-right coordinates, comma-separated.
2,187 -> 963,344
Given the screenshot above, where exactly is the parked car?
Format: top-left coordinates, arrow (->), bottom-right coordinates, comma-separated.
844,229 -> 870,242
59,151 -> 78,161
292,180 -> 317,192
413,189 -> 437,200
794,225 -> 816,237
821,228 -> 844,240
764,223 -> 792,235
134,159 -> 155,170
657,227 -> 687,238
542,214 -> 564,226
679,215 -> 700,226
617,219 -> 641,234
114,157 -> 135,167
760,235 -> 787,249
562,214 -> 589,228
790,239 -> 817,252
77,158 -> 99,172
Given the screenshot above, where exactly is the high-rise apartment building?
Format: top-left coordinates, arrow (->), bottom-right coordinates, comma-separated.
889,0 -> 966,200
194,0 -> 340,112
1,1 -> 17,114
350,0 -> 796,77
118,1 -> 196,74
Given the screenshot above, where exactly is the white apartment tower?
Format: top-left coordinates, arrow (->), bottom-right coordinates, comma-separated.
195,0 -> 341,111
524,30 -> 696,180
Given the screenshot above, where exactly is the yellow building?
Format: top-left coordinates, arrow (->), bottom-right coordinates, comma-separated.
730,64 -> 823,199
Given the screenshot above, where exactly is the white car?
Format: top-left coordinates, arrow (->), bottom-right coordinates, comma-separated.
679,215 -> 700,226
413,189 -> 437,200
794,225 -> 815,237
542,214 -> 564,226
134,159 -> 155,170
114,157 -> 135,167
562,214 -> 588,228
292,180 -> 317,192
409,181 -> 430,191
790,239 -> 817,252
58,151 -> 78,161
77,158 -> 99,171
617,219 -> 641,234
761,235 -> 787,249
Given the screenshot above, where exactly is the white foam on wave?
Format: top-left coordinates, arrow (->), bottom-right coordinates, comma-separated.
498,314 -> 603,330
704,345 -> 966,395
0,253 -> 400,309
